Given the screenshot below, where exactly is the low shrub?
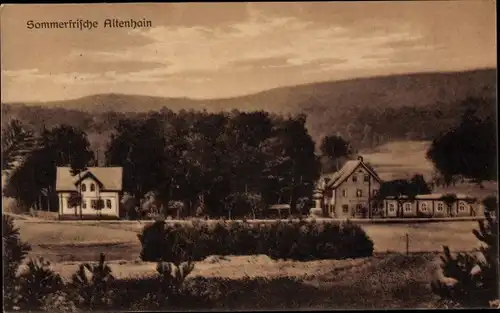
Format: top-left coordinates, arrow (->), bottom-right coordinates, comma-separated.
17,257 -> 64,310
3,214 -> 32,310
68,253 -> 115,310
138,219 -> 374,262
431,211 -> 499,308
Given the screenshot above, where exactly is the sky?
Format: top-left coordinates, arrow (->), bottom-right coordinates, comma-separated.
1,1 -> 496,102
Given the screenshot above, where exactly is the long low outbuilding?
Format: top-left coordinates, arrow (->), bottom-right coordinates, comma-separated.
382,193 -> 481,218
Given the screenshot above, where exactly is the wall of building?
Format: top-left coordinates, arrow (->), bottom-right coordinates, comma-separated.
58,190 -> 120,218
416,200 -> 433,217
456,200 -> 473,217
334,165 -> 381,218
384,199 -> 399,217
402,200 -> 418,217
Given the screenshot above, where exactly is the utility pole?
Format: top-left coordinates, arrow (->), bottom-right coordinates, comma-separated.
406,233 -> 409,256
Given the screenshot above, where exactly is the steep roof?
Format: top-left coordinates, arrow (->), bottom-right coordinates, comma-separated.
56,167 -> 123,192
319,157 -> 382,190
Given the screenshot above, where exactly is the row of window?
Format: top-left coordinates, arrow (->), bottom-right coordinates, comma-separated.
387,202 -> 468,213
80,183 -> 96,192
340,189 -> 378,198
340,204 -> 366,214
68,199 -> 112,209
352,174 -> 370,183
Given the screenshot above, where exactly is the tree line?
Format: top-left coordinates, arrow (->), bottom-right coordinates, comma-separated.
3,110 -> 324,218
2,96 -> 496,218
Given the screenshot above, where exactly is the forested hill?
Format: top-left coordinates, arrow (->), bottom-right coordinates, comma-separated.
2,68 -> 496,156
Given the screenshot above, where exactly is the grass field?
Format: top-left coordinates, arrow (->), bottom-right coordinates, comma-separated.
14,216 -> 483,263
360,140 -> 434,181
11,215 -> 485,309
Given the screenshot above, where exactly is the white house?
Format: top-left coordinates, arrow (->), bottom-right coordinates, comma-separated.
55,167 -> 123,219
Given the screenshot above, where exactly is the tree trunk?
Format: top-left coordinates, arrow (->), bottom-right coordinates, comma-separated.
79,172 -> 82,220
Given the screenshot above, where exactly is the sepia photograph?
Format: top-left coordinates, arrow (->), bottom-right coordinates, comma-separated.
1,1 -> 498,311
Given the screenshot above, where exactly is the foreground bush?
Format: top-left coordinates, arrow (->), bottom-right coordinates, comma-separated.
68,253 -> 115,310
138,219 -> 374,262
17,257 -> 64,310
3,214 -> 32,310
431,211 -> 499,308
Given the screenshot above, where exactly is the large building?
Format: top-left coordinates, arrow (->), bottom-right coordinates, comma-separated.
55,167 -> 123,219
312,157 -> 481,219
313,156 -> 383,218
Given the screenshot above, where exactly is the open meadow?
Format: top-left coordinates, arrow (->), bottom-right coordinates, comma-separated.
360,140 -> 434,181
8,213 -> 487,309
14,216 -> 483,263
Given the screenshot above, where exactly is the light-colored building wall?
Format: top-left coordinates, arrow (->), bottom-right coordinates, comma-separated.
432,200 -> 447,217
456,200 -> 473,217
58,176 -> 120,218
416,200 -> 433,217
401,200 -> 418,217
384,199 -> 399,217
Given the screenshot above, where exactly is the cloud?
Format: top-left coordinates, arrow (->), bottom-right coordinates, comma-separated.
3,69 -> 102,84
68,14 -> 430,81
4,13 -> 433,88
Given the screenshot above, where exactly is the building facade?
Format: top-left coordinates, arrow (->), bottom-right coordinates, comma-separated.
55,167 -> 123,219
383,193 -> 480,218
313,156 -> 383,218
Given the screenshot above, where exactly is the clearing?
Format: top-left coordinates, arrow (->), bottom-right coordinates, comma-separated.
12,215 -> 482,309
13,216 -> 482,262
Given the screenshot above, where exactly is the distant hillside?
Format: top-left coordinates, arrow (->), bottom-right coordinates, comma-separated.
2,68 -> 496,157
360,141 -> 434,181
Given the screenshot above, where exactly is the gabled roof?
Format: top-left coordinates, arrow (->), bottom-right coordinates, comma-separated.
56,167 -> 123,192
318,157 -> 382,191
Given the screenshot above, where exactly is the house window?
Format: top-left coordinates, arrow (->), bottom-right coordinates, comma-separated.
364,175 -> 369,182
437,203 -> 444,211
389,203 -> 395,212
91,200 -> 97,209
459,202 -> 466,211
90,183 -> 96,192
356,189 -> 363,197
82,201 -> 87,209
81,184 -> 87,192
420,202 -> 428,211
352,175 -> 357,182
404,203 -> 412,212
342,189 -> 347,197
356,204 -> 363,213
342,205 -> 349,213
106,199 -> 112,209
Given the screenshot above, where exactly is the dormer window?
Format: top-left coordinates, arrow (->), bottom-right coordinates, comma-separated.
90,183 -> 96,192
81,184 -> 87,192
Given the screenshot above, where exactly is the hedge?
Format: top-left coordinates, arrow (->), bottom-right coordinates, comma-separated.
138,219 -> 374,262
